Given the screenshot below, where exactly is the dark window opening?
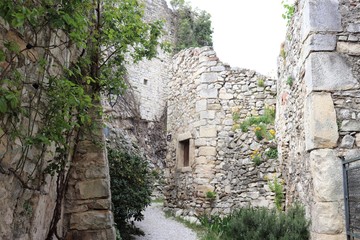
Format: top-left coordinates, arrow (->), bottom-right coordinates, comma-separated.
143,79 -> 148,85
180,139 -> 190,167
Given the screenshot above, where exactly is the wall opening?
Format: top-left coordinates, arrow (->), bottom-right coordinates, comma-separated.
143,79 -> 148,85
180,139 -> 190,167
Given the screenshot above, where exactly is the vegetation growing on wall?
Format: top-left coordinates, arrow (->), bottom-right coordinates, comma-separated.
281,0 -> 295,24
170,0 -> 213,52
0,0 -> 165,238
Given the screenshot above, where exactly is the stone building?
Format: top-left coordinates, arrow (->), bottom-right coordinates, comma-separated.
164,47 -> 280,218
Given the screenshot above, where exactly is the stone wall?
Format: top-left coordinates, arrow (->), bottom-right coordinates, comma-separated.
164,47 -> 279,218
0,16 -> 114,240
277,0 -> 360,239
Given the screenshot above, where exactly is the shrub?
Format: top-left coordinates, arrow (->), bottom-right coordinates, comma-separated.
287,76 -> 294,86
257,78 -> 265,87
201,204 -> 310,240
265,147 -> 278,159
206,191 -> 217,201
268,176 -> 284,211
108,148 -> 154,239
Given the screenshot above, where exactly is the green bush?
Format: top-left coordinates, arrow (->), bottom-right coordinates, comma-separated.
201,204 -> 310,240
108,148 -> 154,239
265,147 -> 278,159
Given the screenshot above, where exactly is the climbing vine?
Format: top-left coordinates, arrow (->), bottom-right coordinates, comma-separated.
0,0 -> 166,238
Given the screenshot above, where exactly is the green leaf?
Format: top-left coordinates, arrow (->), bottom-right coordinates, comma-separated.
0,49 -> 5,62
0,98 -> 7,113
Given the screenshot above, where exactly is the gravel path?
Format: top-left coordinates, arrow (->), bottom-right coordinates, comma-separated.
134,203 -> 198,240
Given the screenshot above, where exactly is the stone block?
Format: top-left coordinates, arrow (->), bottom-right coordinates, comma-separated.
199,126 -> 217,138
340,135 -> 355,148
199,88 -> 218,99
301,34 -> 336,62
304,53 -> 359,93
77,179 -> 110,200
311,202 -> 344,234
301,0 -> 342,41
310,149 -> 343,202
311,233 -> 346,240
210,65 -> 226,72
347,23 -> 360,33
200,110 -> 215,119
356,133 -> 360,146
70,210 -> 114,230
198,147 -> 216,156
194,138 -> 207,147
219,92 -> 233,100
340,120 -> 360,131
196,99 -> 207,112
200,72 -> 218,83
304,93 -> 338,151
337,42 -> 360,55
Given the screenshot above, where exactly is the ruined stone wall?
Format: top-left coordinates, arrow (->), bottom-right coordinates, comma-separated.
165,47 -> 279,218
0,18 -> 114,240
277,0 -> 360,239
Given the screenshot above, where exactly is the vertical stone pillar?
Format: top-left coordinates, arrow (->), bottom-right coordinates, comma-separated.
64,113 -> 115,240
285,0 -> 360,239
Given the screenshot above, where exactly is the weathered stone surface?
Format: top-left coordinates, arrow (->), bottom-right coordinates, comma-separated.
200,72 -> 218,83
347,23 -> 360,33
310,149 -> 343,202
304,93 -> 338,151
340,135 -> 355,148
340,120 -> 360,131
65,228 -> 116,240
311,202 -> 344,234
70,211 -> 114,230
199,88 -> 218,98
355,133 -> 360,147
199,126 -> 217,138
311,233 -> 346,240
77,179 -> 110,200
304,53 -> 359,93
337,42 -> 360,55
301,0 -> 342,41
196,99 -> 207,112
302,34 -> 336,60
198,147 -> 216,156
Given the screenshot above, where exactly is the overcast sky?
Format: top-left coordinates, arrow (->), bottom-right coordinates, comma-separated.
166,0 -> 289,76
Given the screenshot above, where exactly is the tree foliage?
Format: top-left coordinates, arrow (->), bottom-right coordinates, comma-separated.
170,0 -> 213,52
